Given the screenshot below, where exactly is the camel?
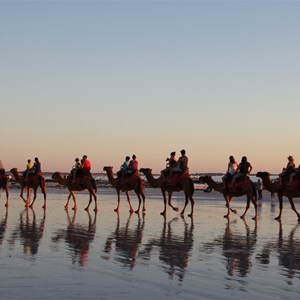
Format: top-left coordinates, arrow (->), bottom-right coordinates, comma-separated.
139,168 -> 194,217
103,166 -> 146,213
198,175 -> 258,220
256,171 -> 300,221
52,172 -> 97,212
10,168 -> 46,209
0,173 -> 9,207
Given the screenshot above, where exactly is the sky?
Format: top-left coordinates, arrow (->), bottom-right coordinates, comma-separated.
1,0 -> 300,174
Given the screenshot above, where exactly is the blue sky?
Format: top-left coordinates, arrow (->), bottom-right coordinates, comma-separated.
1,0 -> 300,174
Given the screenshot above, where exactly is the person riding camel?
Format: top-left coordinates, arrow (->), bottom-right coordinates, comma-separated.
122,154 -> 139,181
81,155 -> 97,191
161,151 -> 177,180
168,149 -> 189,182
71,158 -> 81,184
231,156 -> 252,185
279,155 -> 296,187
117,156 -> 130,179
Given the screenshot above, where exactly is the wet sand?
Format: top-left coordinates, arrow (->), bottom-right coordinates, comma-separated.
0,188 -> 299,299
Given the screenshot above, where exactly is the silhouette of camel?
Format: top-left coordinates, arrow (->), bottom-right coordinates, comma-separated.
10,168 -> 46,209
139,168 -> 194,217
103,166 -> 146,213
52,172 -> 97,212
256,171 -> 300,221
199,175 -> 258,220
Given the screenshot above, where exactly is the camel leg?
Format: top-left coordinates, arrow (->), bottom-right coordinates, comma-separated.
141,192 -> 146,213
84,193 -> 93,211
20,186 -> 27,203
251,197 -> 258,220
287,197 -> 300,221
180,194 -> 189,216
114,190 -> 121,212
188,196 -> 194,218
224,195 -> 231,219
168,192 -> 179,212
240,196 -> 251,219
93,192 -> 98,212
135,192 -> 142,214
160,190 -> 167,216
275,195 -> 283,221
125,191 -> 134,213
29,188 -> 38,208
41,185 -> 46,209
65,192 -> 72,210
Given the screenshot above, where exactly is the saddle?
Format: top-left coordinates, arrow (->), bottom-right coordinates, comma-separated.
226,176 -> 249,194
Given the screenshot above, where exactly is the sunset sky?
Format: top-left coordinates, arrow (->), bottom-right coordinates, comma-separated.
1,1 -> 300,174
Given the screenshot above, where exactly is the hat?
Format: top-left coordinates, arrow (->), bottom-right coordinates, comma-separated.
287,156 -> 294,160
170,151 -> 176,156
180,149 -> 186,154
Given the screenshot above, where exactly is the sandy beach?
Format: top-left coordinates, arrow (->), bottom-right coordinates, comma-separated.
0,187 -> 299,299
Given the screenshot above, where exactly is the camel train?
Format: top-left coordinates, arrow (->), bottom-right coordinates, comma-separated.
3,156 -> 300,222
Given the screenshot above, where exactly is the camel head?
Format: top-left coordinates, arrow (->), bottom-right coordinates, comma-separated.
199,175 -> 212,184
139,168 -> 152,174
52,172 -> 61,181
256,171 -> 270,180
10,168 -> 18,173
103,166 -> 113,172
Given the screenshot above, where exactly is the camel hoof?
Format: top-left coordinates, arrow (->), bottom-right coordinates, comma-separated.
274,216 -> 281,221
85,208 -> 89,211
94,208 -> 98,212
224,215 -> 230,219
5,203 -> 8,207
240,215 -> 245,219
114,208 -> 119,212
252,216 -> 257,220
42,205 -> 46,209
188,214 -> 192,218
180,211 -> 184,215
232,210 -> 237,214
160,212 -> 166,216
174,207 -> 179,212
135,210 -> 139,214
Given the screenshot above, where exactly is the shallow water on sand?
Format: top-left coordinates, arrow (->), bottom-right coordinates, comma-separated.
0,188 -> 300,299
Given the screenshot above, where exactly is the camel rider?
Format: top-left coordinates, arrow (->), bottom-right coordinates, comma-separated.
71,158 -> 81,184
161,151 -> 177,179
117,156 -> 130,179
232,156 -> 252,184
81,155 -> 97,191
24,159 -> 33,181
122,154 -> 138,180
168,149 -> 189,180
279,155 -> 296,186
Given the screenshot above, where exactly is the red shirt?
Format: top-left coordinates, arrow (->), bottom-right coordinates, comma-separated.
82,159 -> 91,172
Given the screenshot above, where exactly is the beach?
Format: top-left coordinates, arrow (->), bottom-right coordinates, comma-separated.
0,187 -> 299,299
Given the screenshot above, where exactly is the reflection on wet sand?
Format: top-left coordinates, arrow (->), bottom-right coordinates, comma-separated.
0,208 -> 8,246
52,210 -> 97,266
9,208 -> 46,257
141,216 -> 194,281
103,212 -> 145,269
202,219 -> 257,277
256,222 -> 300,285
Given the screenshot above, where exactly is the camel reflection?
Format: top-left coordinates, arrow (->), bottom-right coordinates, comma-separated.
202,220 -> 257,277
0,208 -> 8,246
52,210 -> 97,267
103,212 -> 145,269
256,222 -> 300,284
9,208 -> 46,257
142,216 -> 194,281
